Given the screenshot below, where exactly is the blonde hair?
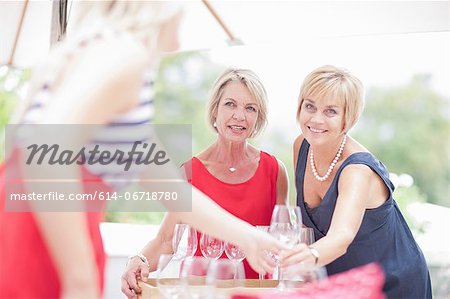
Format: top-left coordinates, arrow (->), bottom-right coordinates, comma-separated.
206,69 -> 268,138
296,65 -> 364,133
71,1 -> 183,50
11,1 -> 183,124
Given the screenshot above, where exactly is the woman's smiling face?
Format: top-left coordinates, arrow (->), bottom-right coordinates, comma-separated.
299,94 -> 346,146
215,81 -> 259,143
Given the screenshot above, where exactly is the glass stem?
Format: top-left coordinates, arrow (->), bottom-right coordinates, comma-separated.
277,264 -> 286,291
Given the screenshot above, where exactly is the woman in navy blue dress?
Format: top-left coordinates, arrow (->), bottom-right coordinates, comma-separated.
282,65 -> 432,298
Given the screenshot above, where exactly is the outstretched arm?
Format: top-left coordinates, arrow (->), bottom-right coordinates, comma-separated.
121,187 -> 287,298
281,164 -> 376,267
176,187 -> 286,272
121,213 -> 177,298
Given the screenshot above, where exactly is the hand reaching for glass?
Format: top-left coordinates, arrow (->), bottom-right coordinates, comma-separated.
237,227 -> 289,276
269,205 -> 302,261
280,242 -> 318,268
268,205 -> 302,289
280,227 -> 317,268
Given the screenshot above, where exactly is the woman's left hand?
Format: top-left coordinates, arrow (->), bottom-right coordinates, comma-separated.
280,243 -> 316,267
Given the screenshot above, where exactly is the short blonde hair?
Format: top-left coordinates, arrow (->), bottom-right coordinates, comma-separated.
296,65 -> 364,133
206,69 -> 268,138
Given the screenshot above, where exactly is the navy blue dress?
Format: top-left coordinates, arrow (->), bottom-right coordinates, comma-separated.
296,139 -> 432,299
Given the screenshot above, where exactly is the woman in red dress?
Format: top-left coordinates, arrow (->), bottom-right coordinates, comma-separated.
1,3 -> 285,299
122,69 -> 289,297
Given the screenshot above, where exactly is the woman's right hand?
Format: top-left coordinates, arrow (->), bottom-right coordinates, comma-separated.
121,256 -> 150,299
241,228 -> 288,275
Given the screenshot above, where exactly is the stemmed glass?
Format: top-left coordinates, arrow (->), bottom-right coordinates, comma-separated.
156,254 -> 182,299
180,257 -> 212,299
224,242 -> 246,284
269,205 -> 302,290
283,226 -> 324,289
255,225 -> 271,281
207,259 -> 245,298
172,224 -> 198,260
283,263 -> 328,289
224,242 -> 246,263
300,227 -> 315,245
200,233 -> 224,260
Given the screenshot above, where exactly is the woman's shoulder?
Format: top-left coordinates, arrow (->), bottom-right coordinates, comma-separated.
180,158 -> 194,181
294,134 -> 305,147
293,134 -> 306,155
343,138 -> 377,165
340,139 -> 389,182
257,150 -> 285,180
194,147 -> 212,164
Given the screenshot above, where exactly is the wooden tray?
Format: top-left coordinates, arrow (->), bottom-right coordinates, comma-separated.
138,278 -> 278,298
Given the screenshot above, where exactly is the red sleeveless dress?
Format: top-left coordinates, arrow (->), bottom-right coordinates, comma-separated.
0,151 -> 107,298
187,151 -> 278,278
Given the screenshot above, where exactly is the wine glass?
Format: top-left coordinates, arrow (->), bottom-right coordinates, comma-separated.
156,254 -> 182,299
224,242 -> 246,263
200,233 -> 224,260
269,205 -> 302,290
180,257 -> 212,299
172,224 -> 198,260
207,259 -> 245,298
255,225 -> 271,281
283,263 -> 328,289
300,227 -> 315,245
224,242 -> 246,286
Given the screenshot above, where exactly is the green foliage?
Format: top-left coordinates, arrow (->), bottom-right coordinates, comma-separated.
115,52 -> 225,224
104,211 -> 165,224
1,54 -> 448,225
153,52 -> 449,225
393,185 -> 427,233
353,75 -> 450,207
0,68 -> 30,160
154,52 -> 222,154
256,127 -> 298,205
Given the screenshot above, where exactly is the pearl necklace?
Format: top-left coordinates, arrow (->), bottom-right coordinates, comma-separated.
310,135 -> 347,182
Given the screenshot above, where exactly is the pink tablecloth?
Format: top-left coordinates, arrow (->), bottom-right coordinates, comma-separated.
232,263 -> 385,299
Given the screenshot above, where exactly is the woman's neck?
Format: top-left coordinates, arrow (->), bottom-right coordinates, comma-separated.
205,138 -> 257,167
310,135 -> 347,167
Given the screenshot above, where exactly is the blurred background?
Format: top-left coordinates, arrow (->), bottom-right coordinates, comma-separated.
1,1 -> 449,298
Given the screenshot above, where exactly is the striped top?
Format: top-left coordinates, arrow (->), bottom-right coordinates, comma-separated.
21,66 -> 156,190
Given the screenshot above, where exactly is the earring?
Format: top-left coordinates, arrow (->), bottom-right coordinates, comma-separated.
213,121 -> 217,128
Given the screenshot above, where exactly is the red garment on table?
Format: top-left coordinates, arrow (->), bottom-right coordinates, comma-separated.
187,151 -> 278,279
0,152 -> 107,298
233,263 -> 385,299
